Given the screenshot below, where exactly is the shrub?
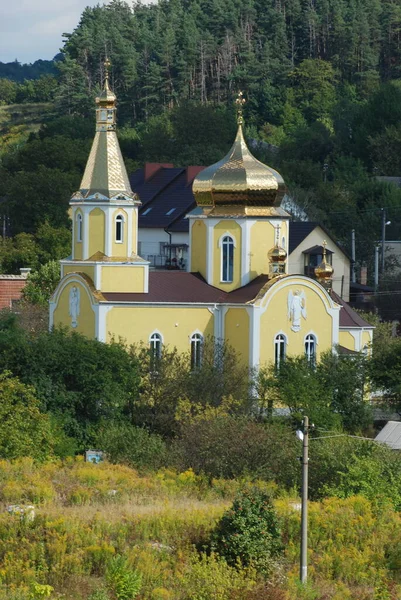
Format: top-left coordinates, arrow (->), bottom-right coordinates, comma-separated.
96,423 -> 167,471
173,416 -> 298,485
178,552 -> 256,600
105,555 -> 142,600
211,488 -> 283,577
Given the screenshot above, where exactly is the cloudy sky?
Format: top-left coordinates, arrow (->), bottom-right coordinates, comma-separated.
0,0 -> 107,64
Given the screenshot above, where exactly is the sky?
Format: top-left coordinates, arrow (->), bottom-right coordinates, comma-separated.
0,0 -> 106,64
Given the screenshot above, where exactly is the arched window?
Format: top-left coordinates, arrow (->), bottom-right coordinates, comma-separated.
115,214 -> 124,243
190,333 -> 203,369
305,334 -> 316,365
221,236 -> 234,282
274,334 -> 286,368
76,213 -> 83,243
149,332 -> 162,367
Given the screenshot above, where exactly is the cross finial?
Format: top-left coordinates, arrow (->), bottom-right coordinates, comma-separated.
235,91 -> 246,125
104,57 -> 111,86
322,240 -> 327,259
275,223 -> 281,246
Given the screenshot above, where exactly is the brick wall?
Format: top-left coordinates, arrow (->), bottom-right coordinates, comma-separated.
0,277 -> 27,310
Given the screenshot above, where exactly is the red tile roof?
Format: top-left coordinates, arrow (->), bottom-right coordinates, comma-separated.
102,272 -> 269,304
331,290 -> 374,328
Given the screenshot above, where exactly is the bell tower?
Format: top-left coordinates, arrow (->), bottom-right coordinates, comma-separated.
190,92 -> 290,291
61,59 -> 149,294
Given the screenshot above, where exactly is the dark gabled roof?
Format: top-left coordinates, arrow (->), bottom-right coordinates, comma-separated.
289,222 -> 350,259
331,290 -> 374,328
302,244 -> 334,255
130,165 -> 202,232
289,222 -> 316,253
102,272 -> 269,304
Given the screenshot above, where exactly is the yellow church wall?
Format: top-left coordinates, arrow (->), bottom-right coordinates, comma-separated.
250,221 -> 277,279
259,281 -> 333,364
112,208 -> 128,257
339,330 -> 357,352
106,306 -> 214,349
89,208 -> 105,257
213,220 -> 242,291
191,220 -> 207,278
53,281 -> 96,338
63,265 -> 95,280
362,330 -> 372,349
101,266 -> 146,293
224,308 -> 250,366
74,209 -> 83,260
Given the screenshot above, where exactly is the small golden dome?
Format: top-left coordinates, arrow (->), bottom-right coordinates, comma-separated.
315,241 -> 334,283
192,97 -> 286,209
96,58 -> 116,107
268,245 -> 287,263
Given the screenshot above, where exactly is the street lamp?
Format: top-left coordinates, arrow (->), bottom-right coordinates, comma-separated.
296,416 -> 314,584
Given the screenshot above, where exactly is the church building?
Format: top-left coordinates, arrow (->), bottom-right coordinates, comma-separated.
50,74 -> 373,368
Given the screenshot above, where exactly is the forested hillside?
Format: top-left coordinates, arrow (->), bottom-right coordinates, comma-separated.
2,0 -> 401,288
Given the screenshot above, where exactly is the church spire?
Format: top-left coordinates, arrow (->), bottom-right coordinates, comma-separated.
71,58 -> 139,203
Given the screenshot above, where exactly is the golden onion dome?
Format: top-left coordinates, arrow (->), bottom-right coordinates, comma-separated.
315,241 -> 334,283
268,245 -> 287,263
192,93 -> 286,211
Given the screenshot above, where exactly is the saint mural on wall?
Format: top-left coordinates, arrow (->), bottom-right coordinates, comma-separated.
69,286 -> 80,328
287,289 -> 307,332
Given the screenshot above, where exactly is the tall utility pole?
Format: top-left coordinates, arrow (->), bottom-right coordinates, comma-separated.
374,246 -> 380,293
351,229 -> 356,283
300,416 -> 310,584
381,208 -> 386,274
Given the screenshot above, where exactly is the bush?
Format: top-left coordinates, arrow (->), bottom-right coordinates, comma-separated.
211,488 -> 284,577
173,416 -> 298,485
105,555 -> 142,600
96,423 -> 167,471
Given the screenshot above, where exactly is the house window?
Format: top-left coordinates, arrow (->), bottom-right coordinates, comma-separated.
274,334 -> 286,368
222,236 -> 234,282
149,332 -> 162,367
115,215 -> 124,243
190,333 -> 203,369
76,213 -> 83,243
305,334 -> 316,365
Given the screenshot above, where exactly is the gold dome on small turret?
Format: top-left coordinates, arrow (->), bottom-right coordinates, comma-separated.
96,58 -> 116,107
268,245 -> 287,262
192,92 -> 286,215
315,241 -> 334,287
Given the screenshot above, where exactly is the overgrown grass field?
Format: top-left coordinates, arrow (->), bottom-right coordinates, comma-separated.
0,458 -> 400,600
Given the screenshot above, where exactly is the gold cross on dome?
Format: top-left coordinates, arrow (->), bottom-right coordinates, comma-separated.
322,240 -> 327,258
104,57 -> 111,83
275,223 -> 281,246
235,91 -> 246,124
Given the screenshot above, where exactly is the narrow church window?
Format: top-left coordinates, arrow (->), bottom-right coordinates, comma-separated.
191,333 -> 203,369
115,215 -> 124,243
274,334 -> 286,368
150,332 -> 162,365
305,334 -> 316,365
222,236 -> 234,282
76,213 -> 83,243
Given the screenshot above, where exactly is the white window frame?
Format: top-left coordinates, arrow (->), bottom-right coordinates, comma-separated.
190,332 -> 203,369
115,214 -> 124,243
305,333 -> 317,365
274,333 -> 287,368
76,212 -> 83,243
149,331 -> 163,361
219,234 -> 235,283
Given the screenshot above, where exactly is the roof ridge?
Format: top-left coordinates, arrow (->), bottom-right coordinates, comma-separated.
138,167 -> 186,212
